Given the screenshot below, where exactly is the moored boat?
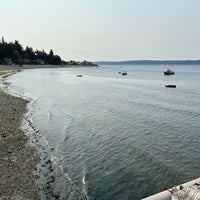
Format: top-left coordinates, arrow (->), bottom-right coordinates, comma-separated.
121,71 -> 127,75
164,68 -> 175,75
165,84 -> 176,88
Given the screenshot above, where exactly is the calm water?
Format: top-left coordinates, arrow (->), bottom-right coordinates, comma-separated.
3,65 -> 200,199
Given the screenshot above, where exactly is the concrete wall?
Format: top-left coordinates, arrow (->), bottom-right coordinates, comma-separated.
142,190 -> 172,200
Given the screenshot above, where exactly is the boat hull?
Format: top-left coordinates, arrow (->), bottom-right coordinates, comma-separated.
165,85 -> 176,88
164,71 -> 175,75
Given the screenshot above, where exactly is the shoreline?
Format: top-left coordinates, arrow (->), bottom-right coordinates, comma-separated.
0,69 -> 40,199
0,66 -> 66,199
0,64 -> 98,71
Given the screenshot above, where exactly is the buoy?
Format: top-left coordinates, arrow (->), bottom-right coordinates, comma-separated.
162,186 -> 168,191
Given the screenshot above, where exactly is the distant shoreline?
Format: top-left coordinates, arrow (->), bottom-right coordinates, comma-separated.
95,60 -> 200,65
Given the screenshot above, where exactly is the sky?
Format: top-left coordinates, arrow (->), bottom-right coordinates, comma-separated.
1,0 -> 200,61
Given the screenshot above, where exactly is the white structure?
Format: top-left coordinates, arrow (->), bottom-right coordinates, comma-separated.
142,178 -> 200,200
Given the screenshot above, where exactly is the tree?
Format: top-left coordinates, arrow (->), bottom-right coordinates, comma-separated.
14,40 -> 23,55
23,46 -> 35,60
0,38 -> 63,65
13,50 -> 21,60
35,49 -> 48,60
51,55 -> 61,65
1,37 -> 5,44
49,49 -> 54,58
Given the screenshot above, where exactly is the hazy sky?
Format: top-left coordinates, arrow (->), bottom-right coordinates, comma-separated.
1,0 -> 200,61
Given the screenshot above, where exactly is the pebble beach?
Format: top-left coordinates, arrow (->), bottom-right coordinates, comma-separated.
0,67 -> 40,199
0,64 -> 95,199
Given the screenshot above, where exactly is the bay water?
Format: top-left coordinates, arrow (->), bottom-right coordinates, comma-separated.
3,65 -> 200,199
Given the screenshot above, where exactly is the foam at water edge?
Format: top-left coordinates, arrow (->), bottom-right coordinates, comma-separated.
82,168 -> 90,200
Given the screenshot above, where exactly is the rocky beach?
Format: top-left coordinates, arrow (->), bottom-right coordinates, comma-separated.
0,67 -> 40,199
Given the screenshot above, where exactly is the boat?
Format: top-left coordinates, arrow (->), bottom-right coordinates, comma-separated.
121,71 -> 127,75
164,68 -> 175,75
165,84 -> 176,88
77,75 -> 82,77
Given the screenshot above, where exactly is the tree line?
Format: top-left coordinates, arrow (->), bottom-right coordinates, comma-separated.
0,37 -> 62,65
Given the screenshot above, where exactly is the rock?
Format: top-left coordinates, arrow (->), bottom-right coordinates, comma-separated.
45,159 -> 51,165
49,165 -> 54,171
50,176 -> 55,183
52,193 -> 60,199
46,182 -> 51,189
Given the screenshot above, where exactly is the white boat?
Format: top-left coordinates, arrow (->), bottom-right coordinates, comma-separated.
164,68 -> 175,75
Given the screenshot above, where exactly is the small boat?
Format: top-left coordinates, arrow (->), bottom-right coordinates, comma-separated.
122,71 -> 127,75
165,84 -> 176,88
77,75 -> 82,77
164,68 -> 175,75
118,72 -> 121,74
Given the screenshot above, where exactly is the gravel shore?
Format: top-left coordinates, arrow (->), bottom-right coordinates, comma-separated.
0,68 -> 40,199
0,64 -> 87,199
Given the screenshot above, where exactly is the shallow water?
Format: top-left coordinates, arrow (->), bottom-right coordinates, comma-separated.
4,65 -> 200,199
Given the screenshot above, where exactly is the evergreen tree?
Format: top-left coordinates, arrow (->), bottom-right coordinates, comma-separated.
49,49 -> 54,59
0,37 -> 63,65
51,55 -> 61,65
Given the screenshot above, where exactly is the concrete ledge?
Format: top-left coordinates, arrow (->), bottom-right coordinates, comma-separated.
142,190 -> 171,200
142,177 -> 200,200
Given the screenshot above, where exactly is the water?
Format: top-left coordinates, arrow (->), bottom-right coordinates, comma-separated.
2,65 -> 200,199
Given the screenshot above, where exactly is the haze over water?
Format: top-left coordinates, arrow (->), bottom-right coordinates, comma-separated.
4,65 -> 200,199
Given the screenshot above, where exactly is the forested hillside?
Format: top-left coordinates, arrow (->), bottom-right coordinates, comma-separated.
0,37 -> 62,65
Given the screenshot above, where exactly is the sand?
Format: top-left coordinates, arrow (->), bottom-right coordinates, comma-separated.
0,67 -> 40,199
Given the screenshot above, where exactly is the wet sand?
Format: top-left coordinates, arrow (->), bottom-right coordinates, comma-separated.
0,67 -> 40,199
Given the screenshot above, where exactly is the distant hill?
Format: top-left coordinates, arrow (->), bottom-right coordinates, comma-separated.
95,60 -> 200,65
